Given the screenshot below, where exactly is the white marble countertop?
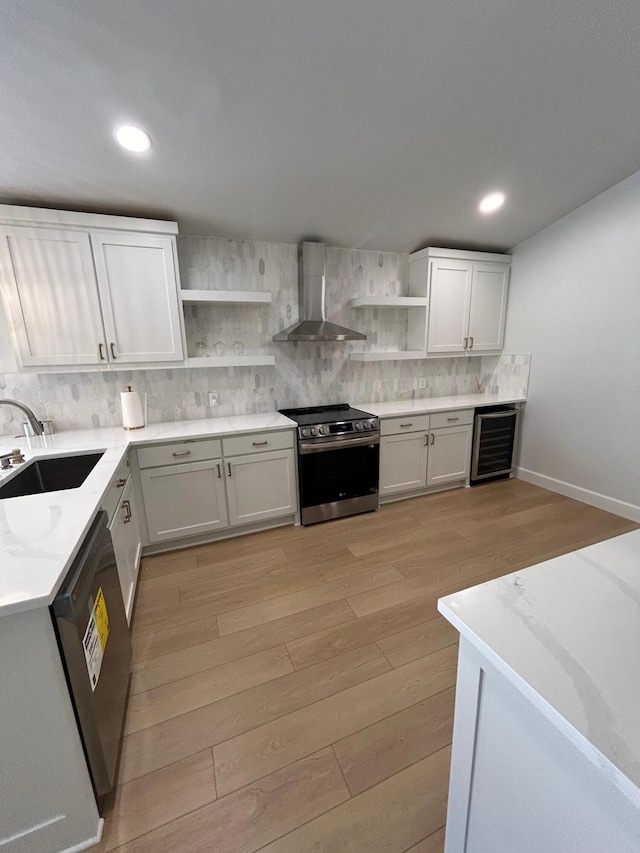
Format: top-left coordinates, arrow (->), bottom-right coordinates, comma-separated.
438,529 -> 640,806
0,412 -> 296,617
0,391 -> 525,619
360,393 -> 525,418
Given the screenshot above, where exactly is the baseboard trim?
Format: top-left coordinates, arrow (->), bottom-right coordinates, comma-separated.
515,467 -> 640,523
57,819 -> 104,853
379,480 -> 466,504
141,515 -> 295,557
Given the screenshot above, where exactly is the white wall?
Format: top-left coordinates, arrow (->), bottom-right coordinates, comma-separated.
505,170 -> 640,520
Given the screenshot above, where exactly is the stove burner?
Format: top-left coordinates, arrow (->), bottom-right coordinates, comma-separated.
279,403 -> 378,440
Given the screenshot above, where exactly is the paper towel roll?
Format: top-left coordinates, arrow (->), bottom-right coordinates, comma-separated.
121,386 -> 146,430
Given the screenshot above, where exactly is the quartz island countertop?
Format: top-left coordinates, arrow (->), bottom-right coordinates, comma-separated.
438,529 -> 640,807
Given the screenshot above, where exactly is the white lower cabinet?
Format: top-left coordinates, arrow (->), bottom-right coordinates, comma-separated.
138,430 -> 297,545
380,410 -> 474,499
108,477 -> 142,623
141,458 -> 228,543
426,425 -> 473,487
226,449 -> 297,526
380,432 -> 428,497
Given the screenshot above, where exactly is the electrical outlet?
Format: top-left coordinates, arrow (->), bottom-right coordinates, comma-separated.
418,378 -> 426,389
208,391 -> 219,407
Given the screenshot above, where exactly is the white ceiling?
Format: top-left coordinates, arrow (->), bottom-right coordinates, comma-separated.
2,0 -> 640,253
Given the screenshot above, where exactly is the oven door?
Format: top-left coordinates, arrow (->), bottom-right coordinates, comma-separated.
298,435 -> 379,524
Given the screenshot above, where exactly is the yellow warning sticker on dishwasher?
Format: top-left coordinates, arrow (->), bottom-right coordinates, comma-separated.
94,588 -> 109,651
82,588 -> 109,692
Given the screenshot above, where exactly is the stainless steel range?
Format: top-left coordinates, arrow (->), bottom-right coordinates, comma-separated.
279,404 -> 380,525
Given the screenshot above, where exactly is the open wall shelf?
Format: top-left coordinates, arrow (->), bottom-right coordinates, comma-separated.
180,290 -> 272,305
349,351 -> 426,362
186,355 -> 275,368
350,296 -> 428,308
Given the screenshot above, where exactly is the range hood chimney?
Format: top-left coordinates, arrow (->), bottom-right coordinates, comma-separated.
273,242 -> 366,342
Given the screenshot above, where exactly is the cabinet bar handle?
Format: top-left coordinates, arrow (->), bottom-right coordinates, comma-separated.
98,343 -> 106,360
252,440 -> 268,446
116,478 -> 127,487
123,500 -> 131,523
400,422 -> 413,428
172,450 -> 191,457
217,462 -> 221,479
447,417 -> 459,422
463,337 -> 468,350
424,433 -> 429,446
227,462 -> 232,477
469,336 -> 474,349
110,342 -> 117,359
430,433 -> 435,445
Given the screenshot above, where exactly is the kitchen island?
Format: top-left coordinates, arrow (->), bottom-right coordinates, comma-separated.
438,529 -> 640,852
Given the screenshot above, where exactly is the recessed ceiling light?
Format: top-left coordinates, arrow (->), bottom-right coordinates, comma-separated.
479,192 -> 505,214
115,125 -> 152,153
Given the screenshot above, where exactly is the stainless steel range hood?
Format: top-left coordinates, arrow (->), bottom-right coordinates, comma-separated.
273,242 -> 366,342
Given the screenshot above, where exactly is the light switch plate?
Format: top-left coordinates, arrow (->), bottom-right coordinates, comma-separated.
419,378 -> 426,389
208,391 -> 219,407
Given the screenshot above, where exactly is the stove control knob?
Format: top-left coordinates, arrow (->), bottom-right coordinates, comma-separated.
301,428 -> 311,438
319,425 -> 329,435
368,420 -> 375,430
310,427 -> 319,436
355,421 -> 363,431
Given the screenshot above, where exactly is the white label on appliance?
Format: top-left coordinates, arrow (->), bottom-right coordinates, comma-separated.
83,613 -> 103,691
82,588 -> 109,692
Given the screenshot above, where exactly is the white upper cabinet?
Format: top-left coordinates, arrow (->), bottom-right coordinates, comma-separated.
0,205 -> 184,370
0,227 -> 107,366
91,232 -> 184,363
426,259 -> 473,353
410,247 -> 511,356
467,262 -> 509,351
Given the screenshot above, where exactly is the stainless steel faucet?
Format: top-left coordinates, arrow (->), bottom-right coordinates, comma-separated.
0,398 -> 44,435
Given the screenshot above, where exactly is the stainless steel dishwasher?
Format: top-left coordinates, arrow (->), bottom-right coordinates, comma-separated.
51,511 -> 132,799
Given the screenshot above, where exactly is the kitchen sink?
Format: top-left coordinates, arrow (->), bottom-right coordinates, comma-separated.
0,452 -> 104,499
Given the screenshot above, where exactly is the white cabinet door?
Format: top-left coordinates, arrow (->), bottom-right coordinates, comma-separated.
427,259 -> 473,353
380,432 -> 428,496
120,477 -> 142,623
91,232 -> 184,363
426,425 -> 473,487
141,458 -> 228,543
0,227 -> 107,366
226,449 -> 297,527
109,477 -> 142,624
468,262 -> 509,352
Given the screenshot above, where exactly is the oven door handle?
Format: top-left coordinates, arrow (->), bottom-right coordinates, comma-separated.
299,434 -> 380,454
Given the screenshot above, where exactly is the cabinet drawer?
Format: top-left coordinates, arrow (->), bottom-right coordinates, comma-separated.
380,414 -> 431,436
222,430 -> 294,457
430,409 -> 474,429
101,455 -> 130,522
137,438 -> 222,469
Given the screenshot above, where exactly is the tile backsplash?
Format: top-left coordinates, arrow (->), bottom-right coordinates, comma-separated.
0,236 -> 530,435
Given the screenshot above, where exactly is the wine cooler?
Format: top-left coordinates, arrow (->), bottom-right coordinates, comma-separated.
470,406 -> 520,485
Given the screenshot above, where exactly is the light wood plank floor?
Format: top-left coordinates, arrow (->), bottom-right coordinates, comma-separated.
97,480 -> 638,852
